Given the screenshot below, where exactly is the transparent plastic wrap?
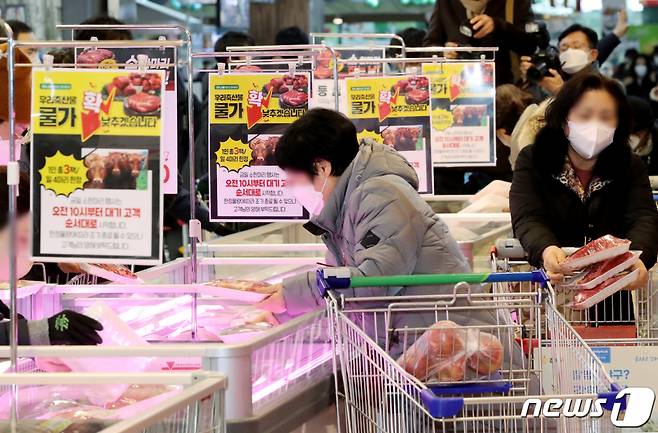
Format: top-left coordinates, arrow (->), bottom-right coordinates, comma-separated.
204,279 -> 279,294
564,251 -> 641,290
397,320 -> 504,383
561,235 -> 631,272
0,384 -> 177,421
79,264 -> 143,284
0,420 -> 112,433
568,268 -> 639,310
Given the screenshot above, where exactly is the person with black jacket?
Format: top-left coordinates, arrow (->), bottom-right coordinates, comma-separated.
510,73 -> 658,321
424,0 -> 537,86
0,168 -> 103,345
628,95 -> 658,175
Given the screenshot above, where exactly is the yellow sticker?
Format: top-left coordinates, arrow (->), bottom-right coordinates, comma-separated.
38,151 -> 87,197
431,108 -> 454,131
98,58 -> 118,69
216,137 -> 252,173
357,129 -> 384,145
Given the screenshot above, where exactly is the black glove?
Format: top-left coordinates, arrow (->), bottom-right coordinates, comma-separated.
0,300 -> 24,321
48,310 -> 103,345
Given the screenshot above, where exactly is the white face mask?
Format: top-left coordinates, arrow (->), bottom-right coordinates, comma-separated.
635,64 -> 648,78
653,56 -> 658,66
289,174 -> 328,217
567,120 -> 616,159
559,48 -> 591,75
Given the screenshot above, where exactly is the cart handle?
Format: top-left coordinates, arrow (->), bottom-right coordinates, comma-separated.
317,268 -> 549,296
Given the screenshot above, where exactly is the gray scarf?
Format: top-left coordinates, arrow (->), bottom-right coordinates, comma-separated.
460,0 -> 489,18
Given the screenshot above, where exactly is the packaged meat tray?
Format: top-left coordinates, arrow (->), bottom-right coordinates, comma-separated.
565,251 -> 641,290
561,235 -> 631,272
568,268 -> 639,310
200,279 -> 276,303
80,263 -> 143,284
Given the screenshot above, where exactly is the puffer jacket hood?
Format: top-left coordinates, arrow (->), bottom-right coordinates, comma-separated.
312,140 -> 419,234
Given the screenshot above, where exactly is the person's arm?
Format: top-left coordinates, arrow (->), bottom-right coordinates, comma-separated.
624,156 -> 658,269
597,33 -> 621,66
0,319 -> 34,345
509,147 -> 560,267
282,183 -> 425,315
423,0 -> 448,46
491,0 -> 537,56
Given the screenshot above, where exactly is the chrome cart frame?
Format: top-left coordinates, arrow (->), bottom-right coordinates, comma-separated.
323,269 -> 623,433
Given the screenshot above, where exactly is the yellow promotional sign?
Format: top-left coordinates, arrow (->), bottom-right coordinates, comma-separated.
32,69 -> 164,139
346,76 -> 430,121
209,73 -> 309,127
422,63 -> 495,101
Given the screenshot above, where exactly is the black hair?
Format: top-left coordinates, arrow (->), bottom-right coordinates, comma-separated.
653,46 -> 658,56
74,16 -> 132,41
275,108 -> 359,177
628,96 -> 653,133
2,20 -> 33,38
0,167 -> 30,231
275,26 -> 309,46
496,84 -> 534,134
558,24 -> 598,49
626,48 -> 639,59
630,54 -> 653,79
388,28 -> 426,58
535,73 -> 631,179
214,31 -> 255,53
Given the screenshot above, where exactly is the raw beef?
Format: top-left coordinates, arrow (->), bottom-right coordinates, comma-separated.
236,65 -> 263,72
280,89 -> 308,107
569,268 -> 639,310
568,251 -> 641,290
125,93 -> 161,113
561,235 -> 631,272
204,279 -> 278,294
313,65 -> 333,79
77,48 -> 114,65
397,320 -> 467,382
466,331 -> 504,375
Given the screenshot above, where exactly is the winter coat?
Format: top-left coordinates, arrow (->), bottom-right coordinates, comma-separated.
424,0 -> 537,85
282,142 -> 503,354
510,128 -> 658,269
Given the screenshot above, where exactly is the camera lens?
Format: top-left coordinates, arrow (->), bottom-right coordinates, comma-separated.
527,63 -> 546,83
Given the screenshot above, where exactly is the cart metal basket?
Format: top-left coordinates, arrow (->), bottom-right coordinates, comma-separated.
323,269 -> 624,433
0,371 -> 225,433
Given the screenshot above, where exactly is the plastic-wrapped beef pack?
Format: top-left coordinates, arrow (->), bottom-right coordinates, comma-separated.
568,269 -> 639,310
397,320 -> 504,383
565,251 -> 641,290
561,235 -> 631,272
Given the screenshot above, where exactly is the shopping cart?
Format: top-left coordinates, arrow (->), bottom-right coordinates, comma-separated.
321,268 -> 625,433
491,238 -> 656,339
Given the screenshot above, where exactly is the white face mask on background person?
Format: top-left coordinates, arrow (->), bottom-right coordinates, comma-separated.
629,134 -> 642,151
289,173 -> 329,217
559,48 -> 591,75
567,120 -> 616,159
654,55 -> 658,67
635,64 -> 648,78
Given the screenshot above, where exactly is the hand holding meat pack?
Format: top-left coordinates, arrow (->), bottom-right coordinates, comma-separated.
397,320 -> 504,383
560,235 -> 640,310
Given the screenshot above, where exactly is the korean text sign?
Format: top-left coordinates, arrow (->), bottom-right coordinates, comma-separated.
423,62 -> 496,167
31,69 -> 164,264
75,46 -> 179,193
345,75 -> 433,194
208,73 -> 310,221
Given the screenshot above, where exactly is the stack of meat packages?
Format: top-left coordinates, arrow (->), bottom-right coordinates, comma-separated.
562,235 -> 641,310
398,320 -> 504,384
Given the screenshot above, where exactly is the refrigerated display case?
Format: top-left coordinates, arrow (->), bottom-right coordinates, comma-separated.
0,370 -> 225,433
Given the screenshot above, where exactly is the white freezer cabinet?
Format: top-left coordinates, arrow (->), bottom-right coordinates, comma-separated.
0,370 -> 226,433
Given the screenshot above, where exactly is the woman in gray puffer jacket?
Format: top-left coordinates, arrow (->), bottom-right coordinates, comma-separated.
259,109 -> 503,355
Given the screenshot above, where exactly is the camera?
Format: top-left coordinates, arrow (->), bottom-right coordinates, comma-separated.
459,19 -> 476,39
524,22 -> 562,83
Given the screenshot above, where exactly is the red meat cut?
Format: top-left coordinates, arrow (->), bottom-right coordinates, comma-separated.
126,93 -> 161,114
561,235 -> 631,272
406,88 -> 429,104
280,89 -> 308,107
77,48 -> 114,64
570,251 -> 640,290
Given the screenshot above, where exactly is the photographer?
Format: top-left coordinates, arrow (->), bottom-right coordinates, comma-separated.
424,0 -> 537,86
521,21 -> 625,98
